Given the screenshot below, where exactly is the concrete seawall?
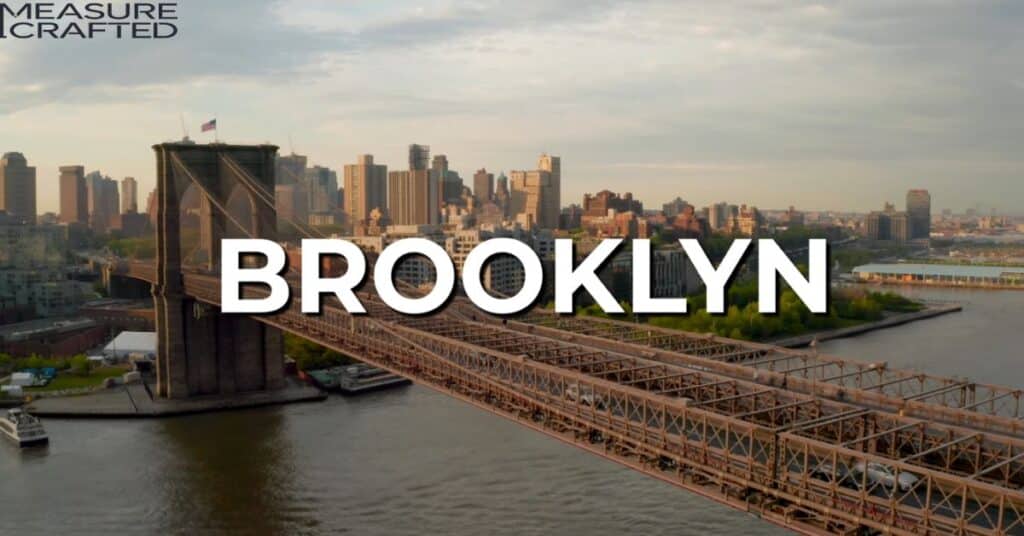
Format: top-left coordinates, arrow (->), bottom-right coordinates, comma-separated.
25,377 -> 326,418
772,302 -> 963,348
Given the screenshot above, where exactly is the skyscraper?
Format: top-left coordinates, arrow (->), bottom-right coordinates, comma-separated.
85,171 -> 119,233
389,144 -> 439,225
473,168 -> 494,203
305,165 -> 339,213
0,152 -> 37,223
906,189 -> 931,239
275,184 -> 308,226
388,170 -> 432,225
59,165 -> 88,225
494,172 -> 510,216
708,202 -> 730,231
431,154 -> 448,175
121,176 -> 138,213
538,153 -> 561,226
344,155 -> 387,225
275,153 -> 307,185
509,154 -> 561,229
408,144 -> 430,171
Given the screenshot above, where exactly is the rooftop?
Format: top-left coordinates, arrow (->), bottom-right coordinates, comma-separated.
103,331 -> 156,354
0,317 -> 96,342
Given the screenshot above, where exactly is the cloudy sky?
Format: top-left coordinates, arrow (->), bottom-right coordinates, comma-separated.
1,0 -> 1022,214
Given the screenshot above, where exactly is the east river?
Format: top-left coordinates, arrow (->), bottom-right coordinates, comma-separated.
2,286 -> 1021,535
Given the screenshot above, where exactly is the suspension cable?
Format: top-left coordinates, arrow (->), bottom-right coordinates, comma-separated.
219,153 -> 326,239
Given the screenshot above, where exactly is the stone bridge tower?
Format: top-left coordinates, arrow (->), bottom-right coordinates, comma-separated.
151,142 -> 285,399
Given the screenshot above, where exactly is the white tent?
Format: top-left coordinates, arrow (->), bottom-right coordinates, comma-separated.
103,331 -> 157,360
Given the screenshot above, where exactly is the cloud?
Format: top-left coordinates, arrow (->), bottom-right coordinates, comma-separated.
0,0 -> 638,114
0,0 -> 348,113
2,0 -> 1023,213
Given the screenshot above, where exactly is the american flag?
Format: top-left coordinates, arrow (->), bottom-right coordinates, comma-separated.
201,119 -> 217,132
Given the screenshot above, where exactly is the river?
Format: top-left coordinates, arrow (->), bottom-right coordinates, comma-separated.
2,286 -> 1020,535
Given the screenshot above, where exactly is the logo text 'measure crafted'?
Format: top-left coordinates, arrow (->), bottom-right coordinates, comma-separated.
0,2 -> 178,39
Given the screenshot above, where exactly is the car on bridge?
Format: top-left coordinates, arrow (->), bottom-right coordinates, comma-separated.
852,461 -> 920,492
565,384 -> 605,410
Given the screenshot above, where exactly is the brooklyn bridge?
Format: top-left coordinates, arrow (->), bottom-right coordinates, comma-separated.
106,142 -> 1024,535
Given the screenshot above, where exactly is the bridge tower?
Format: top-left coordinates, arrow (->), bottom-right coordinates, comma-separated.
151,142 -> 285,399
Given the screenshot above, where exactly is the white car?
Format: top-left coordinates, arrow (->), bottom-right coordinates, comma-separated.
852,462 -> 920,491
565,384 -> 605,409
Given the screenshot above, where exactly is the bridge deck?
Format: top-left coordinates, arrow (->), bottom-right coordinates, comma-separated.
112,261 -> 1024,534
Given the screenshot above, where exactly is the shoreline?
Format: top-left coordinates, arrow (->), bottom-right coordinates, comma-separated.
851,280 -> 1023,291
24,376 -> 326,419
771,302 -> 963,348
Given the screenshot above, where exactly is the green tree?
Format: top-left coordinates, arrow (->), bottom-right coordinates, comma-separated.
68,354 -> 93,376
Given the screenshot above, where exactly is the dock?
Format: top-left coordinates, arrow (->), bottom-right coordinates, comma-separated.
304,364 -> 412,395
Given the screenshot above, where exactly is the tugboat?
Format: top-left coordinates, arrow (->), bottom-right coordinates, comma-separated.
0,408 -> 49,447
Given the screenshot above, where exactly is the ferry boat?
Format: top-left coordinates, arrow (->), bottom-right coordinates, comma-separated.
335,362 -> 407,395
334,364 -> 411,395
0,408 -> 49,447
302,364 -> 411,394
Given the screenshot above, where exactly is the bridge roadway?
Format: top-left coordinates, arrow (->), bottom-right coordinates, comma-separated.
114,261 -> 1024,535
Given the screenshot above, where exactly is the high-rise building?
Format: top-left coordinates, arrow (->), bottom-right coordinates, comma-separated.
431,154 -> 448,175
0,152 -> 37,223
59,165 -> 88,225
275,184 -> 309,226
890,211 -> 911,243
538,153 -> 561,227
273,153 -> 309,225
663,197 -> 688,218
473,168 -> 494,204
408,144 -> 430,171
509,154 -> 561,229
865,211 -> 891,242
430,154 -> 463,204
906,189 -> 931,239
494,173 -> 510,215
121,177 -> 138,214
344,154 -> 388,225
305,165 -> 339,214
85,171 -> 119,233
275,153 -> 307,185
387,145 -> 439,226
708,202 -> 730,231
388,169 -> 434,225
865,202 -> 912,244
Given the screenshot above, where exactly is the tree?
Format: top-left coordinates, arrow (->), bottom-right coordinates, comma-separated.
68,354 -> 93,376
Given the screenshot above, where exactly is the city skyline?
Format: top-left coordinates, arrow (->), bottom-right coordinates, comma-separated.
2,144 -> 1017,218
2,1 -> 1023,214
